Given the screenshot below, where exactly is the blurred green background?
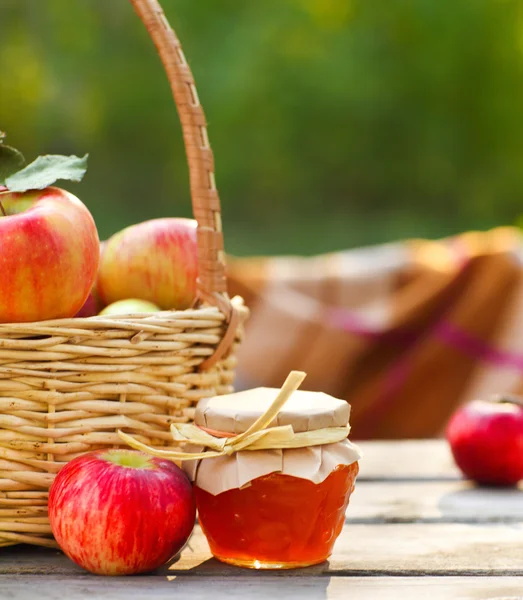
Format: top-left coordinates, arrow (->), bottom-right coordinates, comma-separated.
2,0 -> 523,256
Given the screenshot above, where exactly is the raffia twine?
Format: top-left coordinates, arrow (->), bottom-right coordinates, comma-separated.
119,371 -> 350,461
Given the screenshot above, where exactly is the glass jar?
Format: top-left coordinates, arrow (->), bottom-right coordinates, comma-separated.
195,462 -> 359,569
183,385 -> 361,569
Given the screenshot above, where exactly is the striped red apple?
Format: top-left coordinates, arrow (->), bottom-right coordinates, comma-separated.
0,143 -> 99,323
0,186 -> 99,322
97,218 -> 198,311
48,449 -> 196,576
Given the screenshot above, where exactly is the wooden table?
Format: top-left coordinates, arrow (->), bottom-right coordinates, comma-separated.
3,440 -> 523,599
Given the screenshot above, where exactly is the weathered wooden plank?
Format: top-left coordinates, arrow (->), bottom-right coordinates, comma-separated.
2,575 -> 523,600
169,523 -> 523,575
348,480 -> 523,523
356,440 -> 460,481
3,522 -> 523,576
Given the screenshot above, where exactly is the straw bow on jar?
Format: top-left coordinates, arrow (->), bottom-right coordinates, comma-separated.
118,371 -> 351,461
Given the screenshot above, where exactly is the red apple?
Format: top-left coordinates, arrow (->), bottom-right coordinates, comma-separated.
48,449 -> 196,576
74,241 -> 107,317
0,186 -> 99,322
97,218 -> 197,310
446,397 -> 523,486
74,291 -> 99,318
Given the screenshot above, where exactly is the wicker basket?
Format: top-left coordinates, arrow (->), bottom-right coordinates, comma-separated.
0,0 -> 247,549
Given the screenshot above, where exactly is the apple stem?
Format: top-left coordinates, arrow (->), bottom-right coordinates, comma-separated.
491,394 -> 523,408
0,200 -> 6,217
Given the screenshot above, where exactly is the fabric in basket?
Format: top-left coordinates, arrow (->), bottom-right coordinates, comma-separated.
228,227 -> 523,440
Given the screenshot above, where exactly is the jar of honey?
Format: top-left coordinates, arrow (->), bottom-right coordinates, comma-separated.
182,373 -> 361,569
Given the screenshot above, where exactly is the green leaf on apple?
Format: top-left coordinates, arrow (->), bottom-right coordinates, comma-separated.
5,154 -> 88,193
0,145 -> 26,186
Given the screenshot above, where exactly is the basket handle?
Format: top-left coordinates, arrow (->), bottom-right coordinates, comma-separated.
130,0 -> 230,318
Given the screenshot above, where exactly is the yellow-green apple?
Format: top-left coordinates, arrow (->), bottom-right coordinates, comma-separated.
48,449 -> 196,576
97,218 -> 197,310
99,298 -> 160,316
0,186 -> 99,322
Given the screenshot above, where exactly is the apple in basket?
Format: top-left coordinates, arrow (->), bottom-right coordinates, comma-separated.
74,241 -> 109,317
446,396 -> 523,486
74,289 -> 101,318
97,218 -> 198,311
0,187 -> 99,323
48,449 -> 196,576
99,298 -> 161,316
0,143 -> 99,322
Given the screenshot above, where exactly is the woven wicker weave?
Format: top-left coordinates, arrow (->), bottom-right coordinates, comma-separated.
0,0 -> 247,548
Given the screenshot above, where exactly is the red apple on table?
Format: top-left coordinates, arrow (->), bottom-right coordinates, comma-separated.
97,218 -> 198,311
446,396 -> 523,486
0,186 -> 99,323
48,449 -> 196,576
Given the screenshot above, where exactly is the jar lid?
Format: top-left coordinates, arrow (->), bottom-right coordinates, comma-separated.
195,387 -> 350,435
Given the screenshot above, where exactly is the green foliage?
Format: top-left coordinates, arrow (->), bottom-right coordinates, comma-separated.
1,0 -> 523,254
5,154 -> 88,192
0,144 -> 25,186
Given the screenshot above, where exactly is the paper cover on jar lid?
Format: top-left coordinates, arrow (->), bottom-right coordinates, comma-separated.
195,387 -> 351,435
182,381 -> 361,495
183,440 -> 361,495
118,370 -> 362,495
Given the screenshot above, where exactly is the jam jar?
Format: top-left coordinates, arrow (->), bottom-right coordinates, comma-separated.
183,385 -> 361,569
